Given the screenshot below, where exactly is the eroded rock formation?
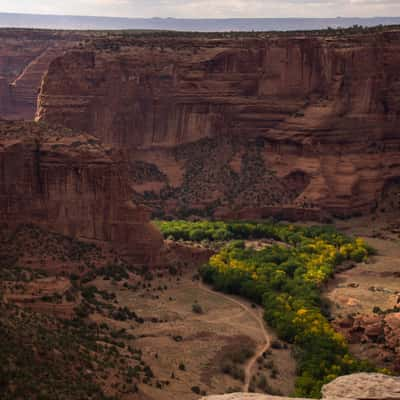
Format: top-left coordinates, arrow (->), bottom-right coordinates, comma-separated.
0,120 -> 163,264
335,312 -> 400,372
36,29 -> 400,218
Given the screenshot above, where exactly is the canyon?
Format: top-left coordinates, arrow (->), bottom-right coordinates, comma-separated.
2,28 -> 400,220
34,28 -> 400,219
0,30 -> 165,266
1,26 -> 400,400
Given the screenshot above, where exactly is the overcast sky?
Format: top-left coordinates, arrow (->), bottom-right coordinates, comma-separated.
1,0 -> 399,18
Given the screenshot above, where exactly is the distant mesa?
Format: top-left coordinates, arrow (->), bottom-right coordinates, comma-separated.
1,12 -> 400,31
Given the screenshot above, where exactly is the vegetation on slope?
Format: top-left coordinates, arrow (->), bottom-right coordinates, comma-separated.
156,220 -> 381,397
0,301 -> 115,400
0,224 -> 161,399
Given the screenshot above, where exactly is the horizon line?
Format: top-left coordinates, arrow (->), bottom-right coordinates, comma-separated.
2,11 -> 400,20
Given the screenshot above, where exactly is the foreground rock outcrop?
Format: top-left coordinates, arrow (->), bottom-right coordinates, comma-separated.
322,373 -> 400,398
0,120 -> 163,264
36,29 -> 400,219
201,373 -> 400,400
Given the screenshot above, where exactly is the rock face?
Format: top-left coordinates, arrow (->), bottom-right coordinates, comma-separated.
0,77 -> 12,116
335,312 -> 400,372
200,373 -> 400,400
10,46 -> 67,120
0,30 -> 81,120
322,373 -> 400,399
36,29 -> 400,218
0,120 -> 163,264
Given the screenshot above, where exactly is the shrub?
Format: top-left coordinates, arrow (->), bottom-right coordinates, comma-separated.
192,303 -> 203,314
178,362 -> 186,371
191,386 -> 201,394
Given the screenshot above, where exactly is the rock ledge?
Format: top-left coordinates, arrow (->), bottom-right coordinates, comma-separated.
200,373 -> 400,400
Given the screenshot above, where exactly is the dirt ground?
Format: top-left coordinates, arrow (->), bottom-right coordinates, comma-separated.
0,225 -> 298,399
327,216 -> 400,317
93,268 -> 296,399
324,215 -> 400,369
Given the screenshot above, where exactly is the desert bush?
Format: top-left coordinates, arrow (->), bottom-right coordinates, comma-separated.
178,362 -> 186,371
192,303 -> 203,314
191,386 -> 201,394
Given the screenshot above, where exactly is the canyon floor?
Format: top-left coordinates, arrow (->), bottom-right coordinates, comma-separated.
328,218 -> 400,316
0,225 -> 296,399
88,265 -> 296,399
1,217 -> 399,399
325,215 -> 400,371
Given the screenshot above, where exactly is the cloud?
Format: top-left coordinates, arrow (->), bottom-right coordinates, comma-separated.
88,0 -> 400,17
85,0 -> 130,4
0,0 -> 399,18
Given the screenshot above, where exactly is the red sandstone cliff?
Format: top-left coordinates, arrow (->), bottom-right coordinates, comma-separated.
36,30 -> 400,218
0,30 -> 83,120
0,120 -> 163,264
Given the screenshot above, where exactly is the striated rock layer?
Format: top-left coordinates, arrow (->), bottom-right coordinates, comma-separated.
0,29 -> 82,120
37,30 -> 400,218
0,120 -> 163,264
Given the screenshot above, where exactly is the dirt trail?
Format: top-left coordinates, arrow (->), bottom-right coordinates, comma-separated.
197,282 -> 271,392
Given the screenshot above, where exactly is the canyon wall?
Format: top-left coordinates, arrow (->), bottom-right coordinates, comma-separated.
0,120 -> 163,264
36,30 -> 400,218
0,30 -> 81,120
0,76 -> 12,116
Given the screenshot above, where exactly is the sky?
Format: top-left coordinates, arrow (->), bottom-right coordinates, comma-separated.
0,0 -> 399,18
